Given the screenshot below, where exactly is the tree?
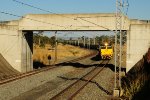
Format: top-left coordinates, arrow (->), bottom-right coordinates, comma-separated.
33,33 -> 56,48
49,36 -> 56,48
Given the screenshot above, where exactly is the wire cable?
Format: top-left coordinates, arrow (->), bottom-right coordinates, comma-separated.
0,14 -> 19,36
79,17 -> 114,32
12,0 -> 117,31
12,0 -> 76,20
0,11 -> 66,28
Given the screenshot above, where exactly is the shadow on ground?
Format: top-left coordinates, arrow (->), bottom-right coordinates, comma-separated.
56,62 -> 104,68
57,76 -> 112,95
33,60 -> 46,69
106,64 -> 126,72
90,52 -> 101,61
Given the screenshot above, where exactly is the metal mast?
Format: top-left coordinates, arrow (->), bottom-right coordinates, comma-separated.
115,0 -> 123,90
55,31 -> 57,64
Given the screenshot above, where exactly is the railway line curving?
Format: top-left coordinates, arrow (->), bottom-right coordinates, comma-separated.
50,60 -> 109,100
0,52 -> 98,85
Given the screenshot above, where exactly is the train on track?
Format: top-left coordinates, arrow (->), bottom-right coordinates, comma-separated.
99,43 -> 113,60
61,41 -> 113,60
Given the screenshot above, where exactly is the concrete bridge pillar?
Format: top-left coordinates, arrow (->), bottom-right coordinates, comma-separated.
0,26 -> 33,72
21,31 -> 33,72
0,26 -> 21,71
126,24 -> 150,72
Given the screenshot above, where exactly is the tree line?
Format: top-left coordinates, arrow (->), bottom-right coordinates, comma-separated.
33,34 -> 55,48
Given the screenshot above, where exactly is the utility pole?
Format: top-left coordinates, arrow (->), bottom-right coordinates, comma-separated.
55,31 -> 57,64
89,38 -> 90,49
75,40 -> 76,46
78,38 -> 80,46
114,0 -> 123,97
38,31 -> 43,46
84,36 -> 85,47
93,37 -> 96,45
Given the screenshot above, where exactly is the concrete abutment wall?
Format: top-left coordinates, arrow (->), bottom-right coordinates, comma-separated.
21,31 -> 33,72
0,25 -> 33,72
0,26 -> 22,71
126,24 -> 150,72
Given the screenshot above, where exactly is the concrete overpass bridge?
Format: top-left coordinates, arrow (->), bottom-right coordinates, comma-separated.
0,13 -> 150,73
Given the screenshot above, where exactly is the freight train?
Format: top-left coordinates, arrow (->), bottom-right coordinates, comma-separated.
99,43 -> 113,59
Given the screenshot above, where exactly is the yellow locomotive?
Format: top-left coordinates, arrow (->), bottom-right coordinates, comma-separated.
100,43 -> 113,59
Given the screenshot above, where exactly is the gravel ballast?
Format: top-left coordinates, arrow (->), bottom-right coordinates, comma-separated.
74,67 -> 114,100
0,51 -> 115,100
0,66 -> 75,100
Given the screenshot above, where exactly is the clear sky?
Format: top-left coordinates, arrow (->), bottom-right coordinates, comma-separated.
0,0 -> 150,21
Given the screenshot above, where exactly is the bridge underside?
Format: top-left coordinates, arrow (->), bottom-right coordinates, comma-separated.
0,13 -> 150,72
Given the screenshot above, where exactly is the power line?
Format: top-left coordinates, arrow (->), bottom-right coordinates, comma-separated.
78,17 -> 114,31
0,11 -> 66,28
3,1 -> 128,33
1,10 -> 116,31
12,0 -> 76,20
12,0 -> 117,31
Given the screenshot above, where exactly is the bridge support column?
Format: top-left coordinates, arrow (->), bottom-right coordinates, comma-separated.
0,26 -> 23,72
21,31 -> 33,72
126,24 -> 150,72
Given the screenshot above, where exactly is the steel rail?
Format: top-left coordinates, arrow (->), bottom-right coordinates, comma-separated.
50,60 -> 109,100
69,60 -> 109,99
0,52 -> 98,85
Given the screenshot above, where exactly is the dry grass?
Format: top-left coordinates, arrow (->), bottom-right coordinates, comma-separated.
121,55 -> 150,99
33,43 -> 93,65
110,44 -> 127,67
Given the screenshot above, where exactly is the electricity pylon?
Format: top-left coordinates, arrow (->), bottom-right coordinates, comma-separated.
114,0 -> 123,97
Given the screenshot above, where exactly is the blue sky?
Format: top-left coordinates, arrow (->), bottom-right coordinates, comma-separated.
0,0 -> 150,21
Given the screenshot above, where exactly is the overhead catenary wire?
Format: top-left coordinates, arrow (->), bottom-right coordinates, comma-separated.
12,0 -> 117,32
1,1 -> 129,38
12,0 -> 76,20
0,16 -> 19,32
0,11 -> 66,28
1,10 -> 117,32
78,17 -> 114,32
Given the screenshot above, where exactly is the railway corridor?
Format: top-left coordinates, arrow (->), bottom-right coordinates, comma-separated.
11,55 -> 115,100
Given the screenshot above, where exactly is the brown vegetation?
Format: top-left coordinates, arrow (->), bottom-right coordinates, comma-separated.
121,48 -> 150,99
33,43 -> 93,66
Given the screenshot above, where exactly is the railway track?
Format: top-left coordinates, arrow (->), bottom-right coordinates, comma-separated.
0,52 -> 98,85
50,60 -> 109,100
